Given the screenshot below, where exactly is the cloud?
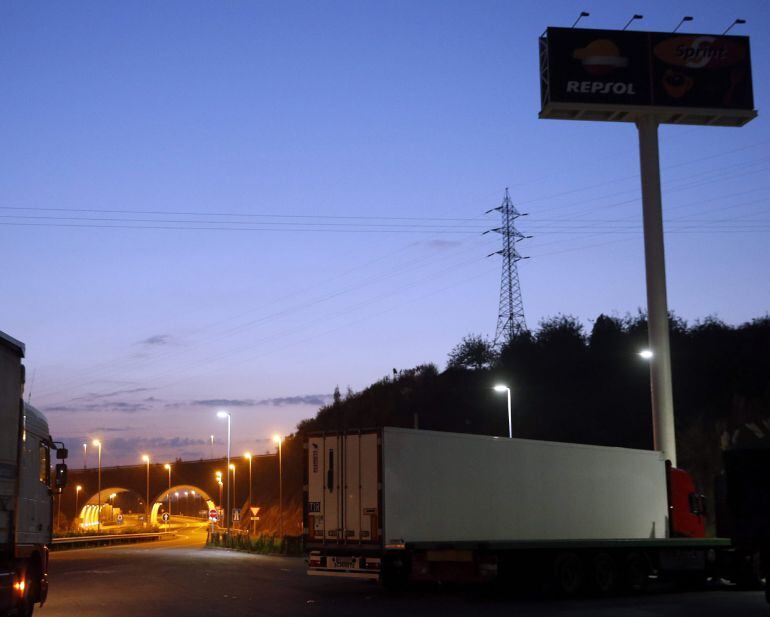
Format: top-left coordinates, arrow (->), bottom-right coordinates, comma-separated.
139,334 -> 172,346
59,435 -> 209,463
256,394 -> 332,407
43,400 -> 151,414
190,398 -> 257,408
186,394 -> 332,408
72,387 -> 153,402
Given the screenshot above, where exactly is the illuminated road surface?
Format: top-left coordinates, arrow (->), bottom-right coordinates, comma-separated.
46,525 -> 766,616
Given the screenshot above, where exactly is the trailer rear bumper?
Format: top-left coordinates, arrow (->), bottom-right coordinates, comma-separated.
307,551 -> 380,580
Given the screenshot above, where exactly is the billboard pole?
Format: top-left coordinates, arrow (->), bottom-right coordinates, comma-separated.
636,114 -> 677,467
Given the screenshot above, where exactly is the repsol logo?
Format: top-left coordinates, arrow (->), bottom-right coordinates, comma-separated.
566,81 -> 637,95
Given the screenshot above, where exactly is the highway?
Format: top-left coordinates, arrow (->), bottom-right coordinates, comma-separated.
45,524 -> 767,617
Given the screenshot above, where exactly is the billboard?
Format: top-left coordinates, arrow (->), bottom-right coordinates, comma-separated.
539,27 -> 756,126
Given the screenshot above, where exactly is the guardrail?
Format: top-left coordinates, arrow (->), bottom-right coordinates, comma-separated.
51,532 -> 172,550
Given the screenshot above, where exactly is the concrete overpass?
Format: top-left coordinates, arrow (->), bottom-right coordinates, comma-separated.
60,453 -> 280,530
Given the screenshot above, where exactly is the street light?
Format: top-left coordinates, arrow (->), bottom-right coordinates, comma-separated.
142,455 -> 150,526
92,440 -> 102,532
217,410 -> 231,533
639,349 -> 654,360
244,452 -> 252,514
82,442 -> 87,469
75,485 -> 82,527
273,434 -> 283,538
493,385 -> 513,439
164,464 -> 171,516
215,470 -> 223,511
229,463 -> 236,524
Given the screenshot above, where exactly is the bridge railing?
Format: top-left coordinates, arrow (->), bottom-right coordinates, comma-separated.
51,531 -> 172,550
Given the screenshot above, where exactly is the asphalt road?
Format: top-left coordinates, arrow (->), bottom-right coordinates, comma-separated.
44,525 -> 768,617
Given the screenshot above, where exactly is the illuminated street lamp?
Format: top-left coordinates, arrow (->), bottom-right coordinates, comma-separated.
639,349 -> 654,360
92,440 -> 102,532
164,464 -> 172,516
217,410 -> 232,533
273,434 -> 283,538
244,452 -> 252,513
142,455 -> 150,526
82,442 -> 87,469
74,485 -> 82,525
493,385 -> 513,439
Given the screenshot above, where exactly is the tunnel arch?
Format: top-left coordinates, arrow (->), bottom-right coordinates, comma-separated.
80,486 -> 145,529
150,485 -> 215,525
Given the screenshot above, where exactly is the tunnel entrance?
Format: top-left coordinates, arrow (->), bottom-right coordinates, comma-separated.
151,485 -> 215,525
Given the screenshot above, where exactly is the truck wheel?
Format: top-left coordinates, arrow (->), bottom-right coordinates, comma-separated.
622,552 -> 649,593
590,552 -> 616,594
553,552 -> 584,596
381,554 -> 409,591
734,550 -> 764,590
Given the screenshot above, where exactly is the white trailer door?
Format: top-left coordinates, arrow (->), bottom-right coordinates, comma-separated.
323,435 -> 343,540
307,432 -> 380,546
342,432 -> 380,543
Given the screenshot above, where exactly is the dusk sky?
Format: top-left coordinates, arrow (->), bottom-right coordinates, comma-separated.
2,1 -> 768,465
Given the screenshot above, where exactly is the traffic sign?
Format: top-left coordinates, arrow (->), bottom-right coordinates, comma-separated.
116,513 -> 124,524
232,509 -> 240,522
161,512 -> 170,523
250,507 -> 260,516
208,508 -> 218,522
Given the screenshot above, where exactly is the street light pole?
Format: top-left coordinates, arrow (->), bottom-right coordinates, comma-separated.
142,455 -> 150,526
244,453 -> 252,513
229,464 -> 236,525
493,385 -> 512,438
82,442 -> 87,470
217,411 -> 231,534
92,440 -> 102,532
75,485 -> 82,528
273,435 -> 283,538
164,464 -> 171,516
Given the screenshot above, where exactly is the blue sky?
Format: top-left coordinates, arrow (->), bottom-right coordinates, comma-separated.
1,1 -> 768,464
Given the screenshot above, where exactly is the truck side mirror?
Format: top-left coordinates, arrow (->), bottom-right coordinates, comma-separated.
54,463 -> 68,490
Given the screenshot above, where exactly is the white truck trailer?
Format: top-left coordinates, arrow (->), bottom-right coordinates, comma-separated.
1,331 -> 68,616
304,427 -> 726,592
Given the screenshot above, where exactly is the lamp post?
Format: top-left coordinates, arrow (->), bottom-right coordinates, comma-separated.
244,452 -> 252,513
229,463 -> 236,524
273,435 -> 283,538
74,485 -> 82,528
92,440 -> 102,532
82,442 -> 87,469
174,491 -> 180,516
164,464 -> 171,516
142,455 -> 150,526
217,411 -> 231,533
493,385 -> 512,439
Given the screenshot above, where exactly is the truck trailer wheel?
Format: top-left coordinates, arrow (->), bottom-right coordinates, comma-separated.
622,552 -> 649,593
590,552 -> 616,594
552,552 -> 584,596
381,554 -> 410,591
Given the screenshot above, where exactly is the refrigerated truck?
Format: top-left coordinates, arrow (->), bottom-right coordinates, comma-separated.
304,427 -> 731,592
1,331 -> 67,616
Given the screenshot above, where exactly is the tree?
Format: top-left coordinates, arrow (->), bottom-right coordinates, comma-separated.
446,334 -> 496,370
